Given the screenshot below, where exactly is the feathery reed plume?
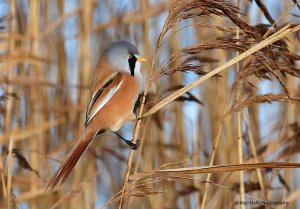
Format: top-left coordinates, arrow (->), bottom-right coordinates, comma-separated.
1,1 -> 300,209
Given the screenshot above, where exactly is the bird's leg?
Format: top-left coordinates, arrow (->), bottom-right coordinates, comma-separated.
133,92 -> 147,114
112,131 -> 139,150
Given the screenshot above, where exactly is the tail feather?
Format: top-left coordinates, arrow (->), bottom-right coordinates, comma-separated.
45,129 -> 98,192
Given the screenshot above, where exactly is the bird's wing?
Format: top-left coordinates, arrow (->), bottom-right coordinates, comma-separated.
85,72 -> 124,126
45,73 -> 124,191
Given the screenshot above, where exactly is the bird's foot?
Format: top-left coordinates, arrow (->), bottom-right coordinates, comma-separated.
125,139 -> 139,150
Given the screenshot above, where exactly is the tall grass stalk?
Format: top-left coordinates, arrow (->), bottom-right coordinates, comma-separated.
1,1 -> 300,209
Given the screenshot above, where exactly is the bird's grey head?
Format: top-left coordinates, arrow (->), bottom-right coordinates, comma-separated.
105,40 -> 144,77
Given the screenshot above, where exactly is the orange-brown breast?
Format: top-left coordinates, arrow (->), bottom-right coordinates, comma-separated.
87,57 -> 142,131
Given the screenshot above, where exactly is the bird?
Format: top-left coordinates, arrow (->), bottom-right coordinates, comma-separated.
46,40 -> 146,191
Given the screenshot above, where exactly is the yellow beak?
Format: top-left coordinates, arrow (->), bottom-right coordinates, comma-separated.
137,56 -> 147,62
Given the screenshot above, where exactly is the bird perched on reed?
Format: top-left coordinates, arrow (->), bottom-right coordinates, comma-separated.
46,40 -> 146,191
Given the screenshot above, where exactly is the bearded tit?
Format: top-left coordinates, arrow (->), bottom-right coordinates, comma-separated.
46,40 -> 146,191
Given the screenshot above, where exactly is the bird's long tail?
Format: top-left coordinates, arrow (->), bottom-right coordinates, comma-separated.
45,128 -> 99,192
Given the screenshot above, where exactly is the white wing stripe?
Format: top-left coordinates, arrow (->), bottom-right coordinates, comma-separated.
85,79 -> 123,125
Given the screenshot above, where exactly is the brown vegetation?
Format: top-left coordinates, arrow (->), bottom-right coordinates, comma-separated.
0,0 -> 300,209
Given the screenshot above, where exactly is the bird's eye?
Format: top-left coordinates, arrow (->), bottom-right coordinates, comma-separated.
128,54 -> 132,59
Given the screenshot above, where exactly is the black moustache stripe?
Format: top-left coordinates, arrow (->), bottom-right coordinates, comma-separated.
128,55 -> 137,76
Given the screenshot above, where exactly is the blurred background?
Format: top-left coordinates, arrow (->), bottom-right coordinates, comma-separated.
0,0 -> 300,208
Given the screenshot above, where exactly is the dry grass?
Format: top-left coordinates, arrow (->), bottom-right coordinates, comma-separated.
1,0 -> 300,209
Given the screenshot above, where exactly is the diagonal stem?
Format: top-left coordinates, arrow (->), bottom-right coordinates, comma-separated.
117,44 -> 160,209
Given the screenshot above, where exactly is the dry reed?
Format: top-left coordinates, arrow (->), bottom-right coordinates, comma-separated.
0,0 -> 300,209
